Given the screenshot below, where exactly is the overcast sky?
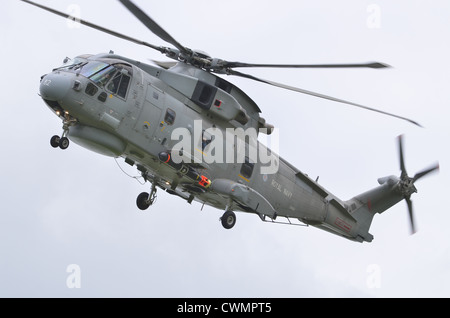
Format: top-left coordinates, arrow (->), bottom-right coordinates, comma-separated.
1,0 -> 449,297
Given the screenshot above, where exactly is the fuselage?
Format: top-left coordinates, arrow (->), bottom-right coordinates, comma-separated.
39,53 -> 405,243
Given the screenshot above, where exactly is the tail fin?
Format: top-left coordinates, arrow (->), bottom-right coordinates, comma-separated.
344,176 -> 404,242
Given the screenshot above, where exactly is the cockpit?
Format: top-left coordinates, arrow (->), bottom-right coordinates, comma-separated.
56,57 -> 132,99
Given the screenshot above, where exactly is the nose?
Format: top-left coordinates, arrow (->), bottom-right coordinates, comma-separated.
40,72 -> 72,101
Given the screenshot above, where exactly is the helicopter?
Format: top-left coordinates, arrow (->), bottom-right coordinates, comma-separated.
22,0 -> 439,243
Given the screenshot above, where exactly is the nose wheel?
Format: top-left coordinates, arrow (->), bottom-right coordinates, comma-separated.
50,135 -> 69,150
50,113 -> 76,150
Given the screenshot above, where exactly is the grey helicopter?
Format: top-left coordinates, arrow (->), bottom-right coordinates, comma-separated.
22,0 -> 439,243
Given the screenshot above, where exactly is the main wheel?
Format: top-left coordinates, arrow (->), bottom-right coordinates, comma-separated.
136,192 -> 151,210
221,211 -> 236,229
50,135 -> 60,148
59,137 -> 70,150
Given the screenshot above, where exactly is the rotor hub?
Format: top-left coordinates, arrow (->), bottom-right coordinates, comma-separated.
398,177 -> 417,197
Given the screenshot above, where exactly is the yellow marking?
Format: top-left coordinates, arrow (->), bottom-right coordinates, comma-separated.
160,126 -> 166,132
195,148 -> 206,156
238,174 -> 250,182
109,94 -> 113,98
144,121 -> 151,126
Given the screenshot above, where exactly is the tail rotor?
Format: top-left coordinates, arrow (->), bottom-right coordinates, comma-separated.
397,135 -> 439,234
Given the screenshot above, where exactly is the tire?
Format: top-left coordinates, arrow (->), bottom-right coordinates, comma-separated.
136,192 -> 151,210
221,211 -> 236,229
59,137 -> 70,150
50,135 -> 60,148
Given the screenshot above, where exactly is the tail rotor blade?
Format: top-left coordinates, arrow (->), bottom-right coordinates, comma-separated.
405,196 -> 416,235
396,136 -> 439,235
398,135 -> 409,178
413,163 -> 440,182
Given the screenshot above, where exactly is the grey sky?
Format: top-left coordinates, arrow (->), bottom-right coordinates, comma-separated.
1,0 -> 449,297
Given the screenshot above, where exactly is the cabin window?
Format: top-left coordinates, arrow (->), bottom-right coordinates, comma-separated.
164,108 -> 176,125
240,157 -> 255,179
85,82 -> 98,96
98,92 -> 107,103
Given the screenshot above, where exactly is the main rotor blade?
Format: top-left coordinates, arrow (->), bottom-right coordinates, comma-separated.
118,0 -> 190,56
413,163 -> 440,182
224,62 -> 390,69
20,0 -> 164,53
227,69 -> 422,127
405,196 -> 416,234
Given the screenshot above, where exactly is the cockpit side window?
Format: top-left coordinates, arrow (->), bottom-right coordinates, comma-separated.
107,73 -> 122,94
107,71 -> 131,99
118,74 -> 131,98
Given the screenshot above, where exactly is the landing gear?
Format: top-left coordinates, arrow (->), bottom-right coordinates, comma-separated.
59,137 -> 70,150
50,135 -> 60,148
50,112 -> 76,150
136,180 -> 157,211
221,210 -> 236,229
50,135 -> 69,149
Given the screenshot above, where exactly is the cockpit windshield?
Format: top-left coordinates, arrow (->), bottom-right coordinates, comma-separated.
57,58 -> 133,99
79,61 -> 109,78
89,65 -> 117,87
